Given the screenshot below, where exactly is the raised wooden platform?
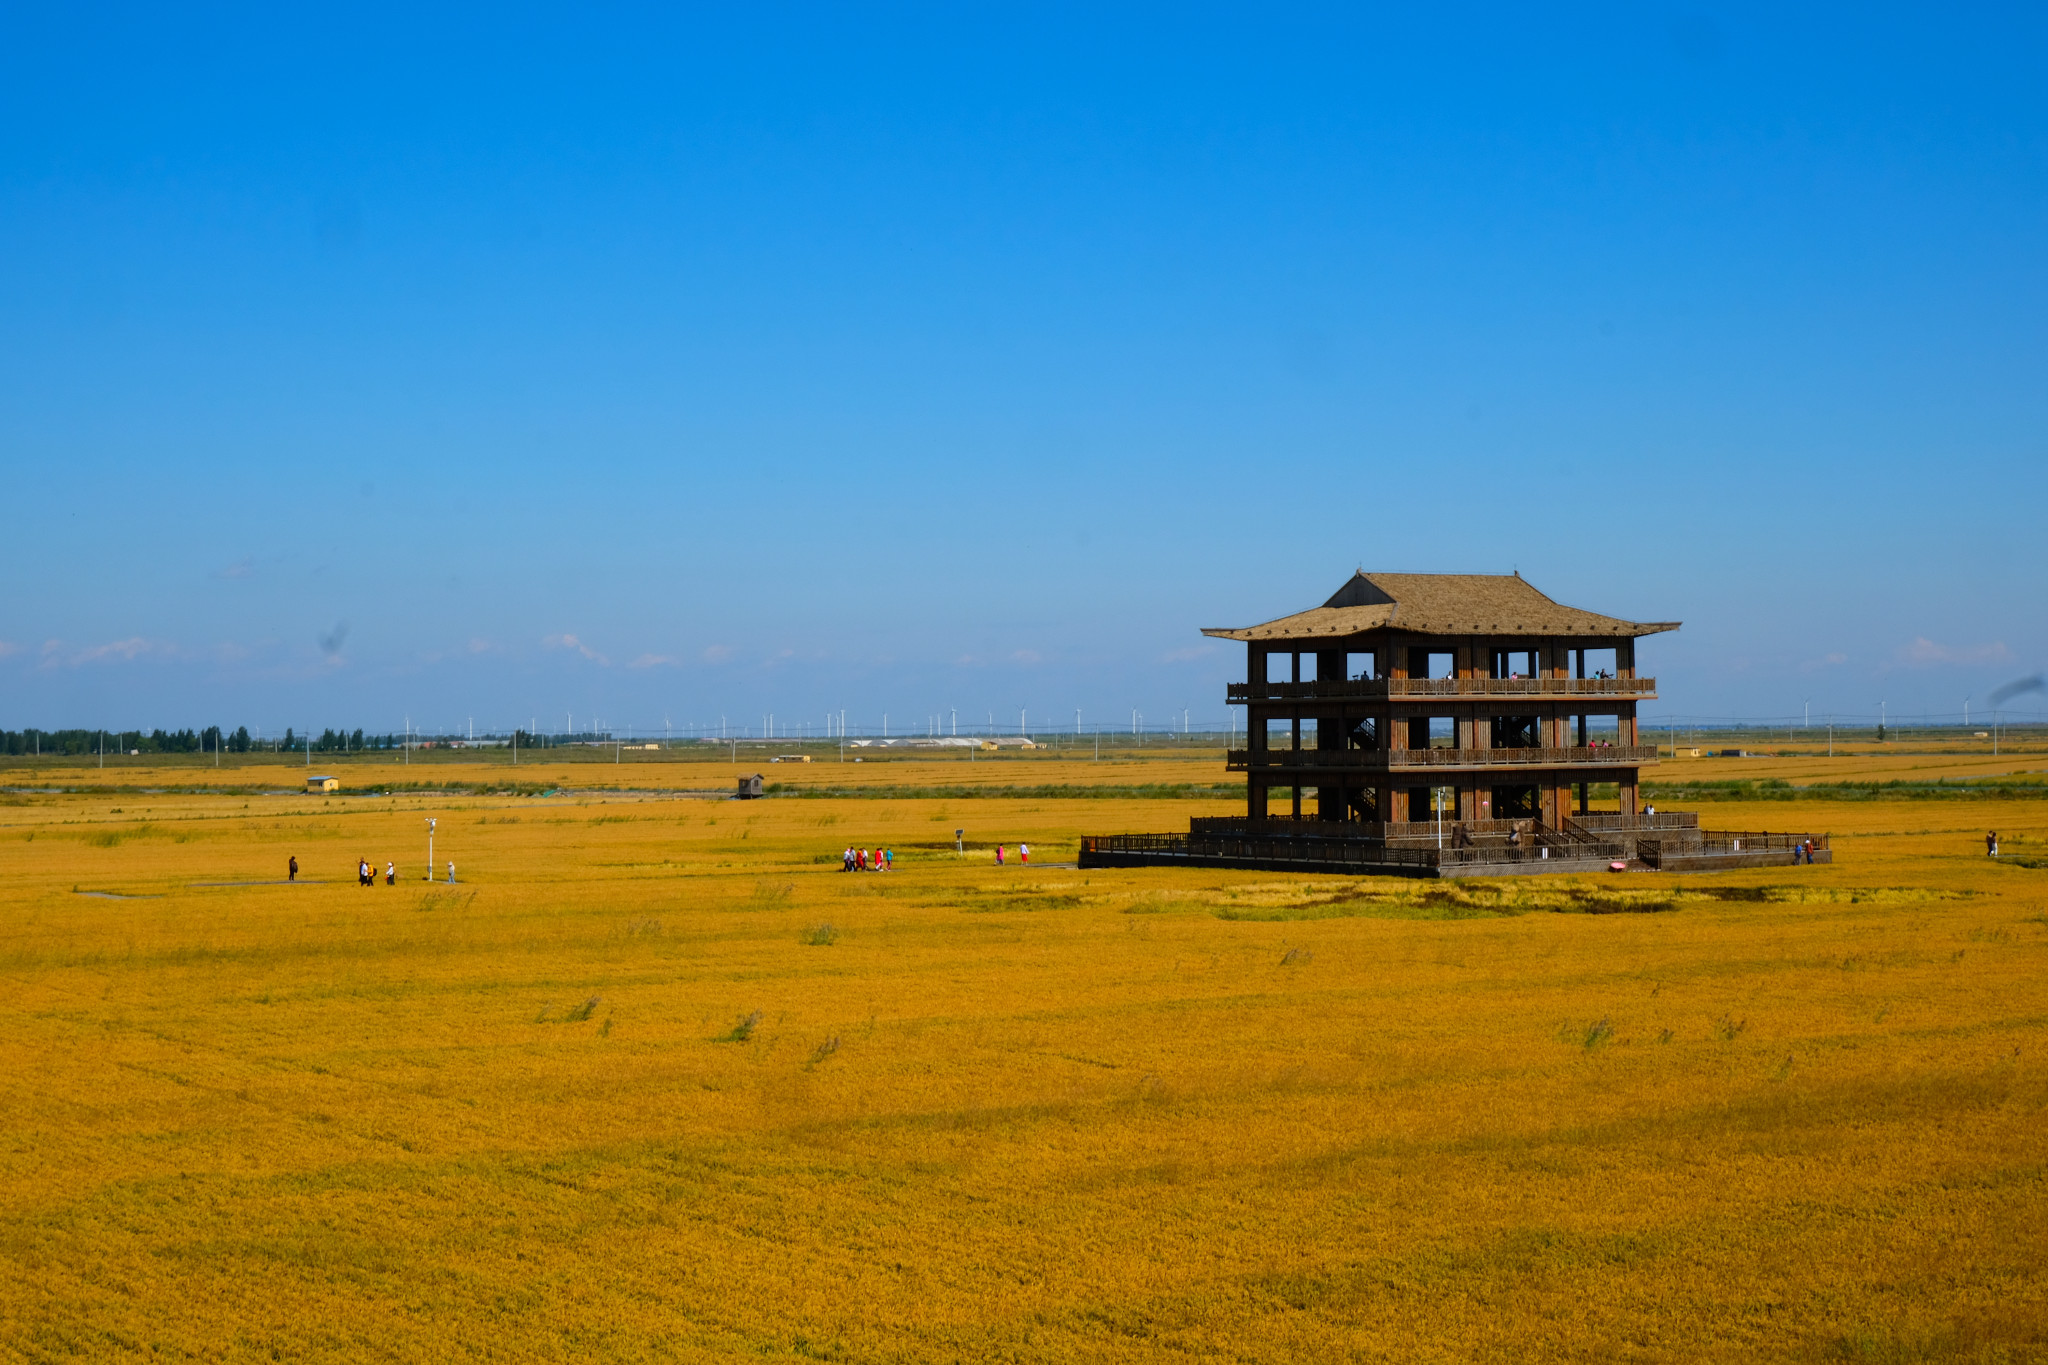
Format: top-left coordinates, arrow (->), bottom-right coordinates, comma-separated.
1080,818 -> 1829,879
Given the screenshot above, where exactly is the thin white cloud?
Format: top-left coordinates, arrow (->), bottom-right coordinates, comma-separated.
1899,638 -> 2011,667
628,653 -> 679,669
701,644 -> 733,663
39,637 -> 166,669
0,641 -> 19,659
1011,649 -> 1043,665
213,558 -> 253,580
543,633 -> 610,666
1798,652 -> 1848,673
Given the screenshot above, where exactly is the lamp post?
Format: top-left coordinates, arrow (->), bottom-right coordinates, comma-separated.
424,817 -> 436,881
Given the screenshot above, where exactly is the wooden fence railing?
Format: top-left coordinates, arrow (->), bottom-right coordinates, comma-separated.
1081,830 -> 1625,870
1227,745 -> 1659,771
1227,677 -> 1655,703
1638,830 -> 1827,862
1567,811 -> 1698,832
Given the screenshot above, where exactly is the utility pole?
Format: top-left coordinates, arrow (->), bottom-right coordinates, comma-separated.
425,817 -> 435,881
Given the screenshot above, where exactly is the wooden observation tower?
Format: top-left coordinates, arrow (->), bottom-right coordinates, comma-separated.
1211,570 -> 1672,832
1082,570 -> 1830,876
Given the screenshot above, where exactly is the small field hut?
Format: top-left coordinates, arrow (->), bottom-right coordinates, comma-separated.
735,773 -> 764,799
307,775 -> 340,794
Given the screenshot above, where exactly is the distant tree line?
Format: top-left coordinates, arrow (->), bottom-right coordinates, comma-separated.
0,727 -> 407,756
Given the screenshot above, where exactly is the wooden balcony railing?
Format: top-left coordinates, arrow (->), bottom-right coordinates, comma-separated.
1227,676 -> 1655,704
1226,745 -> 1659,772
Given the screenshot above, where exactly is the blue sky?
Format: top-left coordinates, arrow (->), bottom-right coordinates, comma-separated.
3,5 -> 2044,736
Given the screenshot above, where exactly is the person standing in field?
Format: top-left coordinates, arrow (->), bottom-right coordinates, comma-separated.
358,858 -> 371,887
288,855 -> 298,882
1988,831 -> 1999,858
386,860 -> 395,885
883,847 -> 893,871
446,860 -> 455,883
1019,843 -> 1029,866
995,843 -> 1005,866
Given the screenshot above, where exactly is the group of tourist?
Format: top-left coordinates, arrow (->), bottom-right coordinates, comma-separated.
281,853 -> 458,884
839,843 -> 1032,869
842,846 -> 892,872
282,856 -> 452,884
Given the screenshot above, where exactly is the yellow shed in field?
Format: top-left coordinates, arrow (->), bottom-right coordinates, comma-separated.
307,775 -> 340,794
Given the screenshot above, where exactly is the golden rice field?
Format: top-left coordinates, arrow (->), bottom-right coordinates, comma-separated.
2,750 -> 2045,1362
